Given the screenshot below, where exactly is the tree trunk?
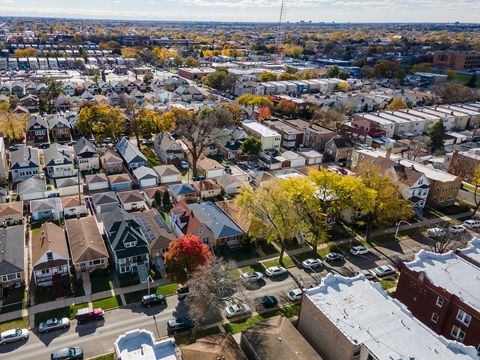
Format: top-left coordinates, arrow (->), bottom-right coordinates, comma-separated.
473,187 -> 480,217
473,203 -> 480,217
279,238 -> 285,265
365,215 -> 374,241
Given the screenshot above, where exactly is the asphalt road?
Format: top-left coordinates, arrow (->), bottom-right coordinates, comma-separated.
0,233 -> 473,360
459,188 -> 476,206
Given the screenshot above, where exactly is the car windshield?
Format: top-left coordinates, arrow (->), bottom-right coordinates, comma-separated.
69,348 -> 77,356
15,329 -> 22,336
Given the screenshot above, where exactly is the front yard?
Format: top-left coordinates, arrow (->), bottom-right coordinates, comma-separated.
123,283 -> 178,305
0,317 -> 29,333
117,273 -> 140,288
90,270 -> 114,294
92,296 -> 122,310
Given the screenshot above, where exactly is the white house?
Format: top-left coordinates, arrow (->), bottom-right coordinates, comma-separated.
387,164 -> 431,209
17,176 -> 46,201
73,137 -> 100,171
61,195 -> 87,218
117,190 -> 147,212
30,198 -> 63,221
281,151 -> 307,168
241,120 -> 281,151
297,148 -> 323,165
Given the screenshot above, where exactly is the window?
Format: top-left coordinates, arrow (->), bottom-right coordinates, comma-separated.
451,326 -> 466,341
124,241 -> 137,248
436,297 -> 444,308
46,252 -> 53,262
456,309 -> 472,326
431,313 -> 439,323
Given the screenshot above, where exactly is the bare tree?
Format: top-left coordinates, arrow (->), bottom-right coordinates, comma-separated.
425,222 -> 469,253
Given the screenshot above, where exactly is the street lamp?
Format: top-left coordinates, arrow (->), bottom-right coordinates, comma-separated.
395,220 -> 412,237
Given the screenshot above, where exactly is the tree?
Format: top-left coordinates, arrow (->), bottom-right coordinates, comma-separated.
77,104 -> 124,143
258,106 -> 271,122
312,108 -> 345,129
175,107 -> 234,175
236,94 -> 273,111
143,72 -> 154,84
154,190 -> 162,207
15,47 -> 36,57
326,65 -> 340,78
429,120 -> 445,153
162,190 -> 172,210
236,180 -> 301,264
337,81 -> 349,92
201,69 -> 235,91
121,47 -> 138,58
283,44 -> 304,58
359,166 -> 414,240
220,103 -> 243,124
0,109 -> 26,142
386,97 -> 407,110
412,63 -> 432,73
446,70 -> 457,81
275,99 -> 298,117
259,72 -> 277,82
471,165 -> 480,216
278,72 -> 299,81
164,234 -> 211,284
241,136 -> 262,156
434,83 -> 478,103
374,60 -> 402,79
467,73 -> 478,88
425,223 -> 468,253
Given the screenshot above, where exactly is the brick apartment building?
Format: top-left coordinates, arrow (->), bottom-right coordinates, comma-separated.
448,149 -> 480,182
396,249 -> 480,350
433,51 -> 480,70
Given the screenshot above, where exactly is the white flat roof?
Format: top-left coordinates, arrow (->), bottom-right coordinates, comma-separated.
242,120 -> 280,138
114,329 -> 177,360
376,112 -> 411,124
305,274 -> 478,360
405,109 -> 441,120
399,159 -> 458,182
460,238 -> 480,264
362,114 -> 395,127
405,250 -> 480,311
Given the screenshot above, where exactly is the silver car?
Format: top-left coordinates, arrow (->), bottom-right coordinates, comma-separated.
240,271 -> 264,283
0,328 -> 29,345
39,317 -> 70,333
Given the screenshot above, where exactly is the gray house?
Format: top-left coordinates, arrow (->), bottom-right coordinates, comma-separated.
116,137 -> 147,171
0,225 -> 25,299
154,132 -> 185,164
91,191 -> 120,214
44,144 -> 77,179
17,176 -> 47,201
73,137 -> 100,171
9,146 -> 40,183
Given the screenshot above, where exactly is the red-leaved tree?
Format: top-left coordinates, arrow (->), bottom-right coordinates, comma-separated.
164,234 -> 211,284
258,106 -> 271,122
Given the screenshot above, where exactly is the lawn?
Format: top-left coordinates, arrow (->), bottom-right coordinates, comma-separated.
90,270 -> 114,294
240,263 -> 265,274
380,279 -> 397,291
124,283 -> 178,304
89,354 -> 115,360
0,287 -> 26,314
35,307 -> 70,326
0,317 -> 29,333
92,296 -> 122,310
438,201 -> 472,216
227,269 -> 241,280
262,256 -> 295,269
118,273 -> 140,288
224,304 -> 300,334
141,147 -> 162,167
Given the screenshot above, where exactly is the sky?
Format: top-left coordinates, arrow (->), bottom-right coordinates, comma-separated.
0,0 -> 479,23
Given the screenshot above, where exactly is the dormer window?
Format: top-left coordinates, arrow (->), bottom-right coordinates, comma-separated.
124,241 -> 137,248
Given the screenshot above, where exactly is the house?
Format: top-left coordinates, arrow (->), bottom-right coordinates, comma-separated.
31,222 -> 70,286
55,177 -> 82,196
65,217 -> 109,273
386,163 -> 430,210
197,158 -> 225,179
297,274 -> 478,360
182,333 -> 247,360
16,176 -> 46,201
168,183 -> 197,203
215,175 -> 247,195
85,173 -> 109,192
216,200 -> 254,234
154,132 -> 185,164
18,94 -> 38,111
44,144 -> 77,179
26,115 -> 48,144
73,137 -> 100,171
192,179 -> 222,199
297,148 -> 323,165
91,191 -> 120,214
30,197 -> 63,222
153,165 -> 182,185
100,149 -> 124,174
99,208 -> 150,275
241,120 -> 281,151
0,225 -> 25,296
133,166 -> 158,189
114,329 -> 177,360
170,202 -> 211,241
0,202 -> 23,226
0,137 -> 7,178
117,190 -> 146,211
396,250 -> 480,349
281,151 -> 307,168
132,209 -> 175,269
116,137 -> 147,171
141,186 -> 168,207
61,195 -> 87,218
47,115 -> 71,142
108,173 -> 133,192
264,119 -> 304,150
9,146 -> 40,183
0,188 -> 6,204
324,137 -> 353,163
241,316 -> 321,360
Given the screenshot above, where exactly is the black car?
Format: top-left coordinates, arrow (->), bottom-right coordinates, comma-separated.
142,294 -> 166,307
259,295 -> 278,308
167,317 -> 196,335
38,143 -> 50,149
324,252 -> 344,263
51,347 -> 84,360
177,287 -> 189,300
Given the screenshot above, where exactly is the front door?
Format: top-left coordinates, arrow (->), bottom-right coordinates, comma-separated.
80,263 -> 87,272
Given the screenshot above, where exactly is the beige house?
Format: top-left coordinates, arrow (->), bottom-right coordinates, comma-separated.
0,202 -> 23,226
192,179 -> 222,199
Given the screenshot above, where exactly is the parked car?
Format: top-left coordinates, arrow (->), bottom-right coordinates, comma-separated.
449,225 -> 466,234
257,295 -> 278,308
350,246 -> 370,256
373,265 -> 397,278
427,227 -> 446,237
177,287 -> 189,300
75,308 -> 104,324
0,328 -> 29,345
39,317 -> 70,333
355,269 -> 376,280
302,258 -> 323,270
141,294 -> 166,307
287,288 -> 303,302
141,139 -> 153,146
179,161 -> 190,169
324,252 -> 344,263
265,266 -> 287,277
224,303 -> 251,318
50,347 -> 84,360
166,317 -> 196,335
463,219 -> 480,229
240,271 -> 264,283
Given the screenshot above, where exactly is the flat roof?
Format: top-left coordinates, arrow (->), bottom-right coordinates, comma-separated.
114,329 -> 177,360
361,114 -> 395,127
404,108 -> 441,121
459,238 -> 480,265
376,112 -> 411,124
304,274 -> 478,360
242,120 -> 280,138
405,250 -> 480,312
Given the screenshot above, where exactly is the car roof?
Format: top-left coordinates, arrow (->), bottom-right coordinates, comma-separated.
0,329 -> 17,337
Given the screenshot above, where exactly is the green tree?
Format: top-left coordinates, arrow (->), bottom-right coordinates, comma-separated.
201,69 -> 235,91
259,72 -> 277,82
429,120 -> 446,153
326,65 -> 340,78
154,190 -> 162,207
143,72 -> 154,84
162,190 -> 172,210
241,136 -> 262,156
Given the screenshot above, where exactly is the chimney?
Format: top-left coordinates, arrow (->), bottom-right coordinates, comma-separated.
386,147 -> 392,159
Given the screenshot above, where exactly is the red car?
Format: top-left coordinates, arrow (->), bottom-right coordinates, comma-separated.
75,308 -> 104,324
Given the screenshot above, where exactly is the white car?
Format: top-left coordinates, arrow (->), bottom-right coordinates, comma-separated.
355,269 -> 376,280
302,258 -> 323,270
373,265 -> 397,278
0,328 -> 29,345
265,266 -> 287,277
38,317 -> 70,333
350,246 -> 370,256
427,227 -> 446,238
224,303 -> 251,318
179,161 -> 190,169
463,219 -> 480,229
287,288 -> 303,302
240,272 -> 264,283
449,225 -> 466,234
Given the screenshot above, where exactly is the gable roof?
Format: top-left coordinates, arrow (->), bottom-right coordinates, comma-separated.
153,164 -> 181,177
85,173 -> 108,185
30,197 -> 62,213
16,176 -> 46,195
142,186 -> 168,201
192,179 -> 221,192
91,191 -> 119,206
189,202 -> 244,239
73,137 -> 97,157
100,149 -> 123,164
116,137 -> 147,165
168,183 -> 196,196
132,209 -> 175,252
0,201 -> 23,218
27,114 -> 47,130
133,166 -> 158,181
44,144 -> 73,167
117,190 -> 144,204
0,225 -> 25,276
197,158 -> 224,172
215,200 -> 252,233
108,173 -> 132,184
9,146 -> 40,169
46,114 -> 70,130
31,222 -> 69,266
61,195 -> 85,208
65,217 -> 108,264
181,333 -> 247,360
